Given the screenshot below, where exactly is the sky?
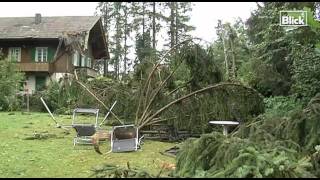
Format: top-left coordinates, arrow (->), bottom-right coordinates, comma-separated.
0,2 -> 257,43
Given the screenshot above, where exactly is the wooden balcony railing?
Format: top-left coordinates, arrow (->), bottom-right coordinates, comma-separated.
16,63 -> 53,72
75,67 -> 99,77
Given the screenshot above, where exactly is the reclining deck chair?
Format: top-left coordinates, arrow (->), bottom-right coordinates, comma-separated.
72,108 -> 99,147
111,125 -> 144,152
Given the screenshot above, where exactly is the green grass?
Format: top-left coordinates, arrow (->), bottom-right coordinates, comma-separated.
0,112 -> 176,178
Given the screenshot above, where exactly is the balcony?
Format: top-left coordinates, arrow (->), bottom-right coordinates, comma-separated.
16,62 -> 52,72
75,67 -> 99,78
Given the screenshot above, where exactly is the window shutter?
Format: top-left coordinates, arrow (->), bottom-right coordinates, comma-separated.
47,47 -> 54,62
31,47 -> 36,62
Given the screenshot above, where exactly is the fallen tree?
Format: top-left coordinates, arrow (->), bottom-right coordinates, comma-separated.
137,82 -> 264,129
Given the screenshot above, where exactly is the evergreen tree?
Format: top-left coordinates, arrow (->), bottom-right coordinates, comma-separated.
165,2 -> 195,49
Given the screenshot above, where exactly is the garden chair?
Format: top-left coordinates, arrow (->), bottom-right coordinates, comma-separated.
111,125 -> 144,152
72,108 -> 99,147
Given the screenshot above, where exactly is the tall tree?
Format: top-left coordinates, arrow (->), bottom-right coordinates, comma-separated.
96,2 -> 113,76
132,2 -> 165,50
168,2 -> 176,49
245,2 -> 318,96
175,2 -> 195,43
122,2 -> 132,75
216,20 -> 238,80
152,2 -> 156,50
112,2 -> 123,79
165,2 -> 195,49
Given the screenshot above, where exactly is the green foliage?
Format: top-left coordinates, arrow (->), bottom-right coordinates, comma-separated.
0,59 -> 24,111
176,92 -> 320,178
244,2 -> 320,96
135,30 -> 153,65
177,133 -> 314,178
237,93 -> 320,152
176,132 -> 315,178
211,18 -> 250,82
164,83 -> 264,134
263,96 -> 303,117
40,77 -> 96,114
88,76 -> 138,123
209,146 -> 314,178
177,43 -> 222,90
134,30 -> 155,80
291,45 -> 320,102
239,58 -> 291,96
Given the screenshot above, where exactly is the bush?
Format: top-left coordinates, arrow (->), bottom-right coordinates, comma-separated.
42,79 -> 96,115
0,59 -> 24,111
263,95 -> 303,118
28,92 -> 46,112
175,133 -> 315,178
291,46 -> 320,103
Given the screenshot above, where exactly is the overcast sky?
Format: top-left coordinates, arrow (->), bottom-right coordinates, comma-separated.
0,2 -> 257,43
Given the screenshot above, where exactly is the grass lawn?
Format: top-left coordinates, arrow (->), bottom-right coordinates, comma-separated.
0,112 -> 176,178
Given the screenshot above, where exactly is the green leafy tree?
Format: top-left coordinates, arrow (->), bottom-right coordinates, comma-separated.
291,45 -> 320,102
165,2 -> 195,49
245,2 -> 319,96
0,59 -> 24,111
210,18 -> 250,82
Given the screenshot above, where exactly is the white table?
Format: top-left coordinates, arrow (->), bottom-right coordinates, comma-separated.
209,121 -> 240,136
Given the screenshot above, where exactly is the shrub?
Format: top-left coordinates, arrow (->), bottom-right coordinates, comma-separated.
263,95 -> 303,118
0,59 -> 24,111
176,133 -> 315,178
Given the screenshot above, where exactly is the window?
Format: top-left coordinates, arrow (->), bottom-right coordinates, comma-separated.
8,47 -> 21,62
35,47 -> 48,62
81,55 -> 86,67
87,57 -> 92,68
35,76 -> 46,91
73,51 -> 80,66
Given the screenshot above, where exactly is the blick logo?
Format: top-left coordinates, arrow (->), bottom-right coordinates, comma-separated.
280,11 -> 307,26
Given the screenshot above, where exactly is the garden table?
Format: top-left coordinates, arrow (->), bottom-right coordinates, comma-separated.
209,121 -> 239,136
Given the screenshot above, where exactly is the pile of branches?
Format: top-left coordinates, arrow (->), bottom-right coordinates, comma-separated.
175,132 -> 315,178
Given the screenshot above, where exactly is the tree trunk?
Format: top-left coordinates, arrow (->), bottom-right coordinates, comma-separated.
170,2 -> 175,48
103,3 -> 109,77
175,2 -> 179,45
123,4 -> 128,74
142,2 -> 146,40
114,2 -> 122,80
152,2 -> 156,50
221,29 -> 229,80
229,36 -> 236,79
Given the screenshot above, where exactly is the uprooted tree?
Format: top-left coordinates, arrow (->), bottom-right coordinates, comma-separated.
134,40 -> 264,133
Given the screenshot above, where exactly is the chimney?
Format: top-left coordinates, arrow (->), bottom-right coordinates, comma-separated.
35,13 -> 41,24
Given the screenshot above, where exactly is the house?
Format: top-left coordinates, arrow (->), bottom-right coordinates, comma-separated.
0,14 -> 109,94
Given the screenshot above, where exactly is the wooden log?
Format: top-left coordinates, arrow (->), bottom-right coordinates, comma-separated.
144,136 -> 169,140
140,130 -> 168,134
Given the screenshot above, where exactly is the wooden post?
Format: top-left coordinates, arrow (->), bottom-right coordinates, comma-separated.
26,92 -> 29,112
24,87 -> 30,112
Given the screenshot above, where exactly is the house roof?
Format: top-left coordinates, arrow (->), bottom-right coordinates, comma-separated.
0,16 -> 101,39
